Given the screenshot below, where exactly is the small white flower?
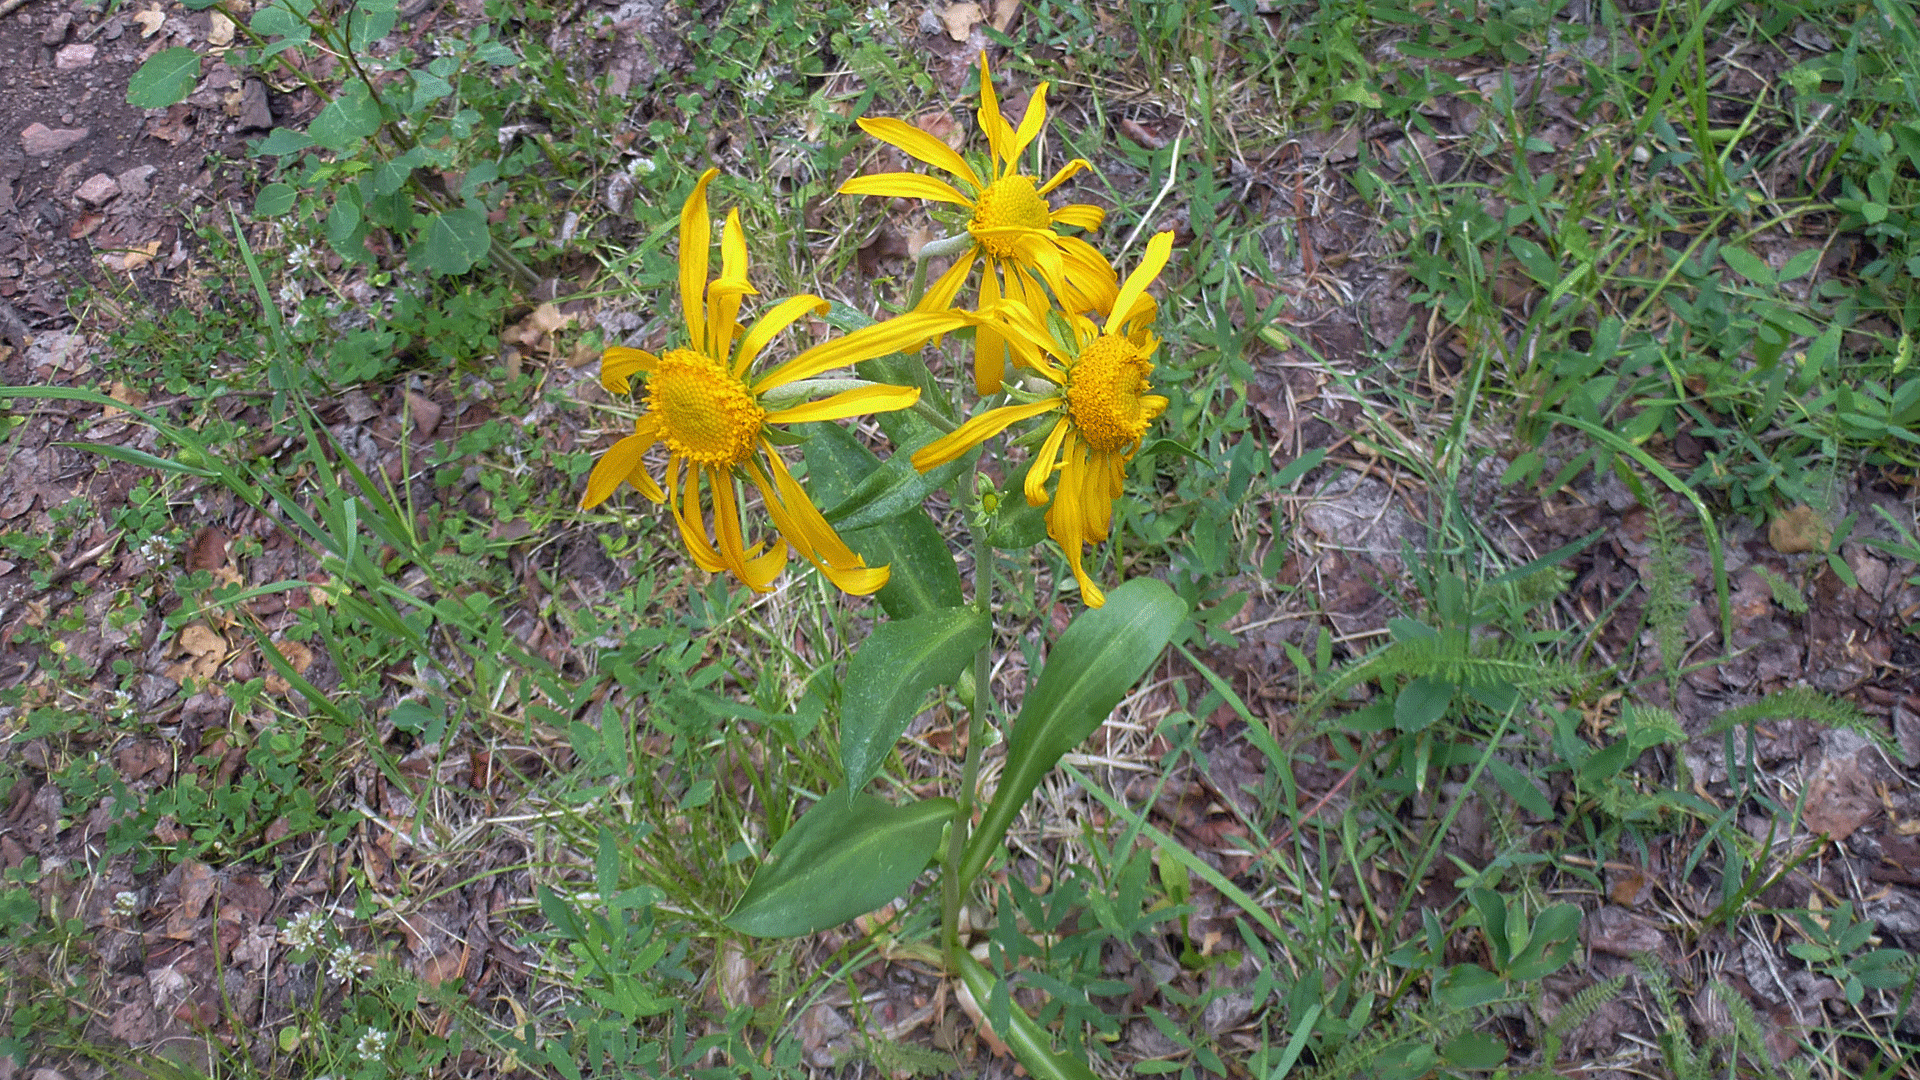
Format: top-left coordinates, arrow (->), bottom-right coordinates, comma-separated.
862,1 -> 891,33
355,1027 -> 390,1062
137,534 -> 172,564
741,69 -> 776,99
326,942 -> 363,982
280,908 -> 327,952
112,891 -> 139,917
286,242 -> 321,275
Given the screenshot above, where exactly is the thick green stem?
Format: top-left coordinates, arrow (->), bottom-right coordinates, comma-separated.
941,488 -> 995,966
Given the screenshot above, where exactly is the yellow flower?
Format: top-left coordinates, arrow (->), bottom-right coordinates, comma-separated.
910,232 -> 1176,607
583,168 -> 967,596
839,52 -> 1118,395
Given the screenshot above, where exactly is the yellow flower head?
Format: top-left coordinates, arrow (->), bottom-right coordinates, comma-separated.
584,168 -> 968,595
839,52 -> 1119,395
910,232 -> 1177,607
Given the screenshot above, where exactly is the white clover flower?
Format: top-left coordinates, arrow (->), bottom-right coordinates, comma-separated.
741,69 -> 775,99
355,1027 -> 390,1062
137,534 -> 172,564
112,891 -> 139,917
327,942 -> 362,982
286,242 -> 321,275
280,908 -> 327,952
862,1 -> 891,33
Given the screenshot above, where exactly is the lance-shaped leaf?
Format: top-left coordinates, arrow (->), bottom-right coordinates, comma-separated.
955,950 -> 1100,1080
801,423 -> 962,619
959,578 -> 1186,884
822,450 -> 969,531
725,793 -> 956,938
841,608 -> 989,797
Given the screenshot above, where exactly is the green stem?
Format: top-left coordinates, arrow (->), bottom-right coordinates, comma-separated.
941,485 -> 995,966
906,235 -> 975,311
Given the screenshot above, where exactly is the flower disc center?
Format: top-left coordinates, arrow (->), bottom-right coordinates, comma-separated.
647,348 -> 765,468
968,175 -> 1052,258
1065,335 -> 1154,453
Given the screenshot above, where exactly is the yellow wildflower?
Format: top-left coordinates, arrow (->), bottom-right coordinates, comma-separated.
839,52 -> 1117,394
584,168 -> 966,595
910,232 -> 1176,607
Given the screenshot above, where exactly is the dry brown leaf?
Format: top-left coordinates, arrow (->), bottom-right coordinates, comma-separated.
101,380 -> 145,419
133,7 -> 166,37
207,11 -> 235,47
1769,503 -> 1831,554
989,0 -> 1021,31
178,623 -> 225,659
263,640 -> 313,696
914,111 -> 962,149
526,302 -> 572,336
187,526 -> 228,572
941,1 -> 984,41
108,240 -> 163,273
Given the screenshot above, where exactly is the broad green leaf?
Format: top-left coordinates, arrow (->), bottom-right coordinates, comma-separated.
960,578 -> 1186,883
725,793 -> 955,937
326,187 -> 367,261
955,951 -> 1100,1080
1577,738 -> 1635,786
821,447 -> 970,531
1271,446 -> 1328,487
253,183 -> 297,218
1486,758 -> 1554,818
253,127 -> 314,157
411,207 -> 490,275
1507,903 -> 1581,980
840,608 -> 989,797
249,1 -> 310,41
1441,1031 -> 1509,1069
1394,675 -> 1453,731
800,423 -> 961,619
1433,964 -> 1505,1010
1720,245 -> 1775,286
307,81 -> 382,151
127,49 -> 201,108
348,0 -> 397,49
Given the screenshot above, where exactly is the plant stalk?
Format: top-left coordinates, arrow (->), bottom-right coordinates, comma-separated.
941,486 -> 995,966
906,234 -> 975,311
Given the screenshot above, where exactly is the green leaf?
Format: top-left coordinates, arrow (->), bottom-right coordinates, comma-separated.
1507,903 -> 1581,980
307,81 -> 382,152
1720,245 -> 1775,286
1394,675 -> 1453,731
1778,247 -> 1821,282
411,207 -> 490,275
1440,1031 -> 1509,1069
1272,447 -> 1328,487
987,455 -> 1050,550
253,128 -> 315,157
821,447 -> 970,531
960,578 -> 1187,883
840,608 -> 988,796
253,183 -> 298,218
725,793 -> 955,937
1578,738 -> 1635,786
800,423 -> 962,619
955,951 -> 1101,1080
249,1 -> 311,41
1433,964 -> 1505,1010
126,48 -> 201,108
1486,758 -> 1554,818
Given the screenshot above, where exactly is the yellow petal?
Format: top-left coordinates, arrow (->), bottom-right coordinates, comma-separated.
671,463 -> 727,574
1025,416 -> 1071,507
754,311 -> 971,392
708,209 -> 756,356
733,294 -> 830,379
711,469 -> 770,590
1107,230 -> 1175,336
580,428 -> 656,509
1056,235 -> 1120,314
753,452 -> 889,595
856,116 -> 983,192
916,247 -> 979,314
1049,202 -> 1104,231
838,173 -> 974,207
1037,159 -> 1091,197
975,53 -> 1014,171
679,169 -> 718,356
909,398 -> 1061,472
974,263 -> 1006,394
1049,440 -> 1106,606
1007,81 -> 1050,164
763,384 -> 921,425
599,345 -> 656,394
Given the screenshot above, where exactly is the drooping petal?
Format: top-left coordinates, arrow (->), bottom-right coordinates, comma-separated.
1107,230 -> 1176,336
679,169 -> 718,356
733,295 -> 830,379
856,116 -> 983,192
1049,203 -> 1104,231
838,173 -> 974,207
754,452 -> 890,595
754,311 -> 971,392
1048,440 -> 1104,607
580,426 -> 658,509
916,247 -> 979,314
671,463 -> 727,574
599,346 -> 657,394
1025,416 -> 1072,507
707,209 -> 758,357
1055,234 -> 1120,314
909,398 -> 1061,472
975,53 -> 1014,172
1037,159 -> 1091,196
1007,81 -> 1050,164
763,384 -> 921,425
710,468 -> 778,591
973,262 -> 1007,394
